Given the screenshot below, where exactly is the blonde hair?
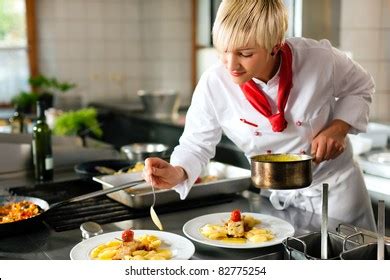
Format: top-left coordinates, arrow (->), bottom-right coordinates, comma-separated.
212,0 -> 288,53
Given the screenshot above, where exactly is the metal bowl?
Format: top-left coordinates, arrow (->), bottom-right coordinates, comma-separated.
138,90 -> 180,119
121,143 -> 169,162
250,153 -> 313,189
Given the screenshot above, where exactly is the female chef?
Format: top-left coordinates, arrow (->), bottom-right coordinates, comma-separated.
143,0 -> 376,230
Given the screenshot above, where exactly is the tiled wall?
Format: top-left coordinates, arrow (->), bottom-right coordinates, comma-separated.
340,0 -> 390,122
36,0 -> 192,108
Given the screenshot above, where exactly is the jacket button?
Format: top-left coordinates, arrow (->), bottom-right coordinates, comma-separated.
266,150 -> 272,154
296,121 -> 303,126
254,131 -> 262,136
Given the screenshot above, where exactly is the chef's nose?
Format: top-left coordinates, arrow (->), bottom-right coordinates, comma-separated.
222,52 -> 239,71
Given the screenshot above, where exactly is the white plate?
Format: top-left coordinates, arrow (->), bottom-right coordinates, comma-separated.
183,212 -> 295,249
70,230 -> 195,260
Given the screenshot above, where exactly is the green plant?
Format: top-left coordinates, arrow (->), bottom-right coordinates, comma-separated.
53,108 -> 102,139
11,91 -> 39,113
29,75 -> 76,93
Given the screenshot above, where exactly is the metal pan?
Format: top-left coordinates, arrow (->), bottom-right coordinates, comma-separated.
0,179 -> 144,235
283,231 -> 361,260
250,153 -> 312,189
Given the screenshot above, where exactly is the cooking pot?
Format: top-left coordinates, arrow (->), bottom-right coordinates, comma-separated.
250,153 -> 312,189
121,143 -> 169,162
138,90 -> 180,119
0,179 -> 144,236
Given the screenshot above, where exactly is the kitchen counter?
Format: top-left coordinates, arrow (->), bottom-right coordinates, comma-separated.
0,189 -> 347,260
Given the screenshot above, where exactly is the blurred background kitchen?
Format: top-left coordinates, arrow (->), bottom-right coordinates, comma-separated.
0,0 -> 389,227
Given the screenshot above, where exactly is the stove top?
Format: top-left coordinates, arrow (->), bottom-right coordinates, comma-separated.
9,179 -> 238,232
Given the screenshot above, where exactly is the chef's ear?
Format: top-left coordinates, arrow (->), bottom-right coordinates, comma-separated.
270,44 -> 282,56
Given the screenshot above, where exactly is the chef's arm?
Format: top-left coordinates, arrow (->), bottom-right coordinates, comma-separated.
170,73 -> 223,199
331,46 -> 374,134
311,119 -> 351,163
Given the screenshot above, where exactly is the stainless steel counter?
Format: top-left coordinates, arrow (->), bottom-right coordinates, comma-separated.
0,190 -> 345,260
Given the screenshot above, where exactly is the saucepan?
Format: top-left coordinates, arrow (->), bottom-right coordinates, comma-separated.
0,179 -> 144,236
250,153 -> 313,189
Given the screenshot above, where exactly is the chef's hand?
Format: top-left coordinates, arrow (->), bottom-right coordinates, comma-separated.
143,157 -> 188,189
311,119 -> 350,164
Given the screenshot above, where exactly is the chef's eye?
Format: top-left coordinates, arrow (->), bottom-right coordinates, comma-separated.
240,52 -> 253,58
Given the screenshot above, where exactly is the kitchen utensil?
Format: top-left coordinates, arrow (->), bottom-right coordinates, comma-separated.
0,179 -> 144,235
321,183 -> 329,259
74,159 -> 134,179
250,153 -> 312,189
377,200 -> 385,260
340,242 -> 390,260
283,231 -> 360,260
150,184 -> 163,231
80,221 -> 103,239
121,143 -> 169,162
95,161 -> 251,208
138,89 -> 180,119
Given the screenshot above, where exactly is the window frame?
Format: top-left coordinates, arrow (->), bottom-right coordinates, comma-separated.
25,0 -> 39,78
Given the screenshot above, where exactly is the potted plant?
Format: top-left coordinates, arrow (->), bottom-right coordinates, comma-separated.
29,75 -> 76,108
11,75 -> 76,114
11,91 -> 39,114
53,107 -> 102,147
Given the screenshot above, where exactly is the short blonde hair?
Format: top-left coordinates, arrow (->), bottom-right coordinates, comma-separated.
212,0 -> 288,53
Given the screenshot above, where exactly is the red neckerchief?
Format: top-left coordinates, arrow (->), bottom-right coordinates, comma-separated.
240,43 -> 293,132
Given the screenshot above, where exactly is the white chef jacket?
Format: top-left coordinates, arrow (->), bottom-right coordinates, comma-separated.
170,37 -> 376,230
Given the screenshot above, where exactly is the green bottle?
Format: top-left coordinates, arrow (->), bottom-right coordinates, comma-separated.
9,105 -> 25,133
32,101 -> 53,181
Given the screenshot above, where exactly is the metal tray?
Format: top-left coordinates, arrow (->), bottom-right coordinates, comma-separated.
93,161 -> 251,208
283,231 -> 361,260
340,242 -> 390,260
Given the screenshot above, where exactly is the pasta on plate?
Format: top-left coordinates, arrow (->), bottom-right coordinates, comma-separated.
90,229 -> 172,260
200,209 -> 275,243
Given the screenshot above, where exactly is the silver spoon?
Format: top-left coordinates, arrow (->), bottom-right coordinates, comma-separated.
150,183 -> 163,231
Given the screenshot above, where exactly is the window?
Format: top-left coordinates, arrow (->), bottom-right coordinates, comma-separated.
0,0 -> 30,105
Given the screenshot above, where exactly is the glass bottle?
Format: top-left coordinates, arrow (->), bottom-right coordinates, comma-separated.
32,101 -> 53,181
9,106 -> 24,133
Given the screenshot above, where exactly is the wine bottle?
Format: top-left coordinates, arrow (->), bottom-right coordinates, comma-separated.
32,101 -> 53,181
9,105 -> 24,133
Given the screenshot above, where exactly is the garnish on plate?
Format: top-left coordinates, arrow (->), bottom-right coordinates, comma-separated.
200,209 -> 275,244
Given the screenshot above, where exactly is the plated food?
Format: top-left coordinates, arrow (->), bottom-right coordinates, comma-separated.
70,230 -> 195,260
0,200 -> 42,224
200,209 -> 274,243
90,229 -> 171,260
183,212 -> 295,249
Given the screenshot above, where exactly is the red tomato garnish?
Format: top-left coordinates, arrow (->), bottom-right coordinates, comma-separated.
195,177 -> 202,184
121,229 -> 134,242
230,209 -> 241,222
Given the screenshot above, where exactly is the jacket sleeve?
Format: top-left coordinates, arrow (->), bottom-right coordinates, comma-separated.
331,45 -> 375,134
170,72 -> 223,199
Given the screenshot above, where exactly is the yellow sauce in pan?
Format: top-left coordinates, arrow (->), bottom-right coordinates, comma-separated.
252,154 -> 309,162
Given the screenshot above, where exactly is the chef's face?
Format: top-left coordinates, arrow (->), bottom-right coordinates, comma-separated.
220,45 -> 274,85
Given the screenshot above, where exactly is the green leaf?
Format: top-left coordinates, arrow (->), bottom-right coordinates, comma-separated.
53,108 -> 102,138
